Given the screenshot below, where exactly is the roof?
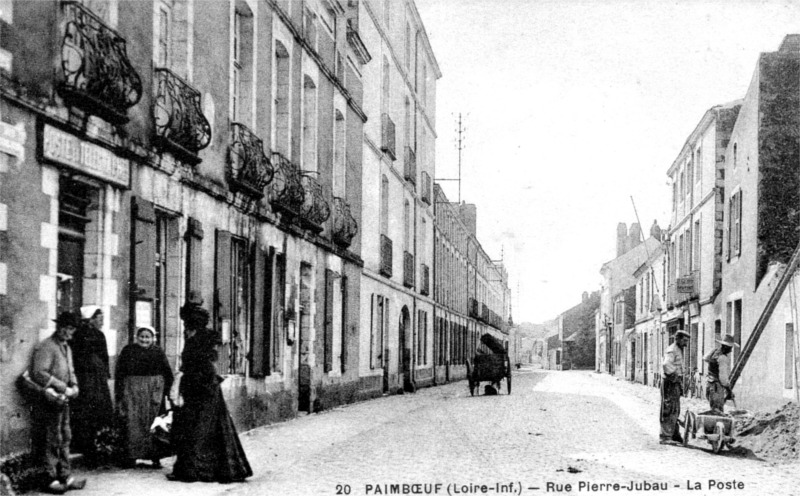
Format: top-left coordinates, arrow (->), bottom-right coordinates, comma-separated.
667,100 -> 743,176
601,237 -> 662,297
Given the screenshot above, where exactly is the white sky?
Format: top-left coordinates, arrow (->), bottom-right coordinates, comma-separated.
415,0 -> 800,324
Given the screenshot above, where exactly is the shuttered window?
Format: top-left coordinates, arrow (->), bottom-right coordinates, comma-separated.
214,230 -> 251,375
185,217 -> 204,296
132,197 -> 156,301
323,269 -> 335,373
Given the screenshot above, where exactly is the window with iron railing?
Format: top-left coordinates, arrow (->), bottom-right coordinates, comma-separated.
153,68 -> 211,165
227,122 -> 273,199
403,251 -> 414,288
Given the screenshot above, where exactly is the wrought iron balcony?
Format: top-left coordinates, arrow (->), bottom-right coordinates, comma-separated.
299,173 -> 331,233
332,197 -> 358,248
404,146 -> 416,186
421,171 -> 432,205
270,152 -> 305,218
59,1 -> 142,124
381,113 -> 396,161
227,123 -> 273,199
403,251 -> 415,288
380,234 -> 393,278
481,303 -> 489,323
153,67 -> 211,165
469,297 -> 479,318
420,263 -> 430,296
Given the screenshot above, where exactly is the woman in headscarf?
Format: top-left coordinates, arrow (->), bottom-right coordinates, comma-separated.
69,305 -> 114,465
168,296 -> 252,483
115,326 -> 173,468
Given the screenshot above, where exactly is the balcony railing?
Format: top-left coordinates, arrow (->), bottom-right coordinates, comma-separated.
380,234 -> 393,278
59,1 -> 142,124
227,123 -> 273,199
421,171 -> 432,205
469,297 -> 479,318
481,303 -> 489,323
381,113 -> 396,161
403,251 -> 415,288
299,173 -> 330,233
270,152 -> 305,218
404,146 -> 416,186
420,263 -> 430,296
153,68 -> 211,165
332,197 -> 358,248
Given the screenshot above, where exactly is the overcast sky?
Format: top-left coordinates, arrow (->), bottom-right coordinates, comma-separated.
415,0 -> 800,324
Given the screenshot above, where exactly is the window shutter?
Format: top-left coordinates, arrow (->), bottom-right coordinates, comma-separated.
273,252 -> 286,373
185,217 -> 204,296
132,197 -> 156,301
370,294 -> 376,369
323,269 -> 335,373
250,243 -> 268,377
215,230 -> 233,329
736,192 -> 743,256
340,275 -> 348,373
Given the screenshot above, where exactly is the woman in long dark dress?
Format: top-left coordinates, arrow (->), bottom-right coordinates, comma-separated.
115,326 -> 174,468
69,305 -> 114,463
168,301 -> 252,483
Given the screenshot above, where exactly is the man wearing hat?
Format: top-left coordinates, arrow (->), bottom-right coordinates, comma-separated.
660,329 -> 690,445
30,311 -> 87,493
704,334 -> 738,413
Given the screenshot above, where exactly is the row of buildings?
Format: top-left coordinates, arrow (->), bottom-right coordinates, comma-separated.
0,0 -> 511,459
595,35 -> 800,410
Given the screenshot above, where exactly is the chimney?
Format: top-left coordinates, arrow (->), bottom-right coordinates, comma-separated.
617,223 -> 627,257
650,220 -> 662,241
459,202 -> 477,237
779,34 -> 800,53
629,223 -> 642,250
582,291 -> 588,303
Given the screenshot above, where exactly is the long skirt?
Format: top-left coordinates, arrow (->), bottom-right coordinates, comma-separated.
117,375 -> 166,460
171,386 -> 252,482
71,370 -> 113,455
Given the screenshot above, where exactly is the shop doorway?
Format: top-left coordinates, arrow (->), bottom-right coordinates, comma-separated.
57,177 -> 96,315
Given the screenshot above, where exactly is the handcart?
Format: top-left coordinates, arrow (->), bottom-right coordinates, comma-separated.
681,410 -> 735,454
466,334 -> 512,396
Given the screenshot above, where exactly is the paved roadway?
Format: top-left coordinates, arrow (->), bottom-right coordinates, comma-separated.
60,369 -> 800,496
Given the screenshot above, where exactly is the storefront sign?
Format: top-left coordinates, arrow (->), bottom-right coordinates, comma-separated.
677,276 -> 695,294
0,120 -> 25,160
42,124 -> 129,187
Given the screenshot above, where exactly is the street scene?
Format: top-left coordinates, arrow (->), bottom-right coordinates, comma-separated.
56,369 -> 800,496
4,0 -> 800,495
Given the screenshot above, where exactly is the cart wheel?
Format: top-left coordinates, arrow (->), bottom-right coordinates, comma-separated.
712,422 -> 725,454
682,411 -> 693,447
507,374 -> 512,395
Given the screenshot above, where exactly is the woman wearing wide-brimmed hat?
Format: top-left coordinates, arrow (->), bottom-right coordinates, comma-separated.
704,334 -> 740,413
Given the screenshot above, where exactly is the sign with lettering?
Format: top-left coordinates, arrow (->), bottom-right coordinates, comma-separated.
42,124 -> 129,188
677,276 -> 695,294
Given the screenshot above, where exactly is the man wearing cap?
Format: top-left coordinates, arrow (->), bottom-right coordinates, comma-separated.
660,329 -> 690,445
704,334 -> 738,413
30,311 -> 87,493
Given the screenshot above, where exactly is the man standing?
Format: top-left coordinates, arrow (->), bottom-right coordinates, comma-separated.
30,312 -> 87,494
660,329 -> 690,445
704,334 -> 738,413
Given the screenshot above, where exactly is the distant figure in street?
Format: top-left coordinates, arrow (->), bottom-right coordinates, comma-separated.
168,297 -> 252,483
30,311 -> 87,494
704,334 -> 738,413
660,329 -> 689,445
69,306 -> 113,465
115,326 -> 174,468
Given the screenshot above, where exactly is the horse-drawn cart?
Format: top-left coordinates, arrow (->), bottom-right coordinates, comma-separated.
466,334 -> 512,396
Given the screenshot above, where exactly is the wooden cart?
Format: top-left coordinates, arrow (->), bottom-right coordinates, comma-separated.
466,353 -> 512,396
682,410 -> 735,453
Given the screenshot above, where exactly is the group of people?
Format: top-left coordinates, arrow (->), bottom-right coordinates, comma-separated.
659,329 -> 737,445
28,294 -> 252,494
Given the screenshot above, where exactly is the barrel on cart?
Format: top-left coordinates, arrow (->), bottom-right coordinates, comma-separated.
466,334 -> 512,396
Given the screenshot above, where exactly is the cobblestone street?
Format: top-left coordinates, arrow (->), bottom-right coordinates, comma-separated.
61,369 -> 800,496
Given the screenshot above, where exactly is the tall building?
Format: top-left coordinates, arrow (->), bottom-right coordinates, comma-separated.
662,101 -> 740,382
357,0 -> 440,395
0,0 -> 369,456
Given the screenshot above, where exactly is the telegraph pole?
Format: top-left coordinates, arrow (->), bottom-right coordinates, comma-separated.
436,113 -> 465,203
